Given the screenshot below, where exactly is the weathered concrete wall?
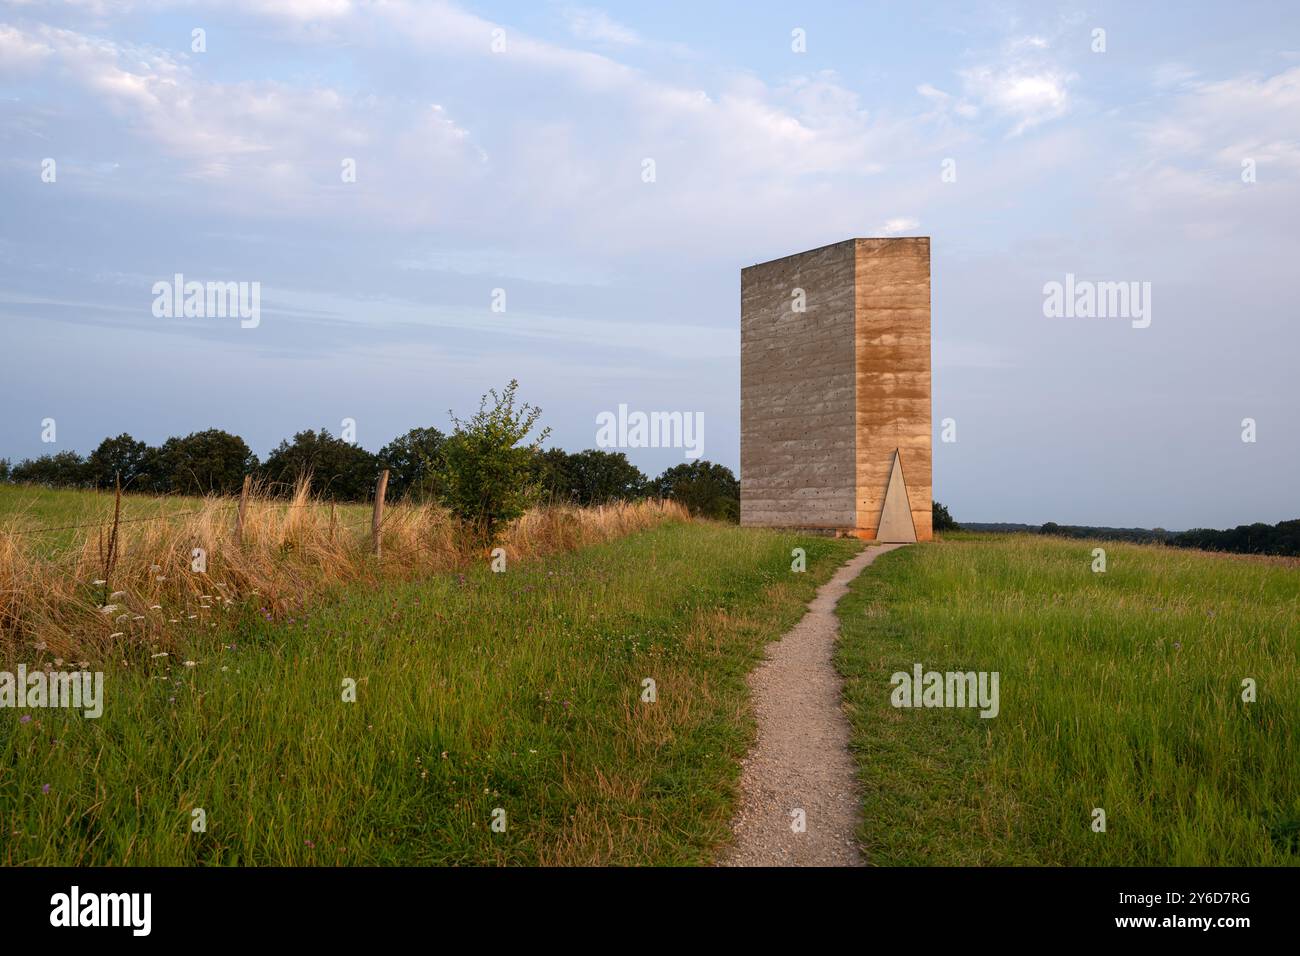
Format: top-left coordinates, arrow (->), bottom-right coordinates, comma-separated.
854,238 -> 932,541
740,239 -> 857,529
740,237 -> 932,541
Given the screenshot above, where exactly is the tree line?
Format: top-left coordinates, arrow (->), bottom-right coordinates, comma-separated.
1165,520 -> 1300,557
1031,519 -> 1300,556
0,388 -> 741,524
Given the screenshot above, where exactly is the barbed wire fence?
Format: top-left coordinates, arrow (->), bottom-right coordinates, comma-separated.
0,470 -> 395,547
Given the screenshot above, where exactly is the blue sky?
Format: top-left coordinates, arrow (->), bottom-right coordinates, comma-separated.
1,0 -> 1297,529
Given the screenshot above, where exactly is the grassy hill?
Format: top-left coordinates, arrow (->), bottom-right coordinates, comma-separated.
0,520 -> 857,865
4,484 -> 1296,866
837,533 -> 1300,865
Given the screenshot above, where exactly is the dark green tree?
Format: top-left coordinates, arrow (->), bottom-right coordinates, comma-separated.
378,427 -> 447,501
262,429 -> 377,500
529,447 -> 576,503
564,449 -> 646,505
1170,519 -> 1300,557
9,452 -> 89,488
87,433 -> 151,490
149,429 -> 257,495
648,460 -> 739,521
932,500 -> 959,532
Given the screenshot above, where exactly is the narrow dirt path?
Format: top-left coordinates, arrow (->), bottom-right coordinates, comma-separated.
719,542 -> 905,867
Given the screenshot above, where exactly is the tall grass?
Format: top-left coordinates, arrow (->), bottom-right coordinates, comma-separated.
0,482 -> 688,662
0,523 -> 858,865
836,533 -> 1300,866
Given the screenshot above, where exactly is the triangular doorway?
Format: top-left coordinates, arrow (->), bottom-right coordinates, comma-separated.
876,450 -> 917,543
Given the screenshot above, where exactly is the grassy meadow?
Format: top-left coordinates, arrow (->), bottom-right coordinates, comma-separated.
1,507 -> 858,865
0,482 -> 675,661
7,479 -> 1296,868
836,533 -> 1300,866
0,484 -> 223,555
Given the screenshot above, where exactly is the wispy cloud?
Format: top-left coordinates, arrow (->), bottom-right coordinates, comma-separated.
959,59 -> 1074,136
880,217 -> 921,236
562,6 -> 641,47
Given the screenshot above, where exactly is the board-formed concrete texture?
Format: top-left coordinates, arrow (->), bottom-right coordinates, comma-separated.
740,237 -> 932,541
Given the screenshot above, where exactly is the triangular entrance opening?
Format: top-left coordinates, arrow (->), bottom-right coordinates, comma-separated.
876,449 -> 917,543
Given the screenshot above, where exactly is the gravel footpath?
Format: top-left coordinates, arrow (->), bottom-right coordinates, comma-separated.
719,543 -> 905,867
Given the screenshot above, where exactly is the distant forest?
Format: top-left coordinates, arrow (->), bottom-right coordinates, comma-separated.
0,425 -> 741,522
962,520 -> 1300,557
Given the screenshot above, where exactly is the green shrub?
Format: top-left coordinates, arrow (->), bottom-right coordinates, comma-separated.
439,380 -> 550,543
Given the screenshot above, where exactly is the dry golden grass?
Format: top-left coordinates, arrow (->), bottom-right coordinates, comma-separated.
0,481 -> 688,661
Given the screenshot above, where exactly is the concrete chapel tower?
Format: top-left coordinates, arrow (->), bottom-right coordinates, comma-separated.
740,237 -> 933,542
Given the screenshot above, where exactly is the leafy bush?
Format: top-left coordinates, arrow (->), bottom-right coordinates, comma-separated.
439,380 -> 550,543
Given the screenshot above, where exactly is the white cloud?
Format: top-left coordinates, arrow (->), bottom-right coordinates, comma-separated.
563,7 -> 641,47
880,217 -> 920,236
0,2 -> 960,256
0,22 -> 484,216
960,63 -> 1073,136
0,23 -> 53,71
937,32 -> 1077,137
244,0 -> 353,20
1119,66 -> 1300,242
1152,62 -> 1198,90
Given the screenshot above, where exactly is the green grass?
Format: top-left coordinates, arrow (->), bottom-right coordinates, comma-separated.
0,485 -> 206,555
836,533 -> 1300,866
0,484 -> 371,556
1,521 -> 858,865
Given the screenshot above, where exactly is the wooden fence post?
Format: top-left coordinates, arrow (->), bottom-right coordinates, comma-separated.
103,472 -> 122,604
235,474 -> 251,545
372,469 -> 389,557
